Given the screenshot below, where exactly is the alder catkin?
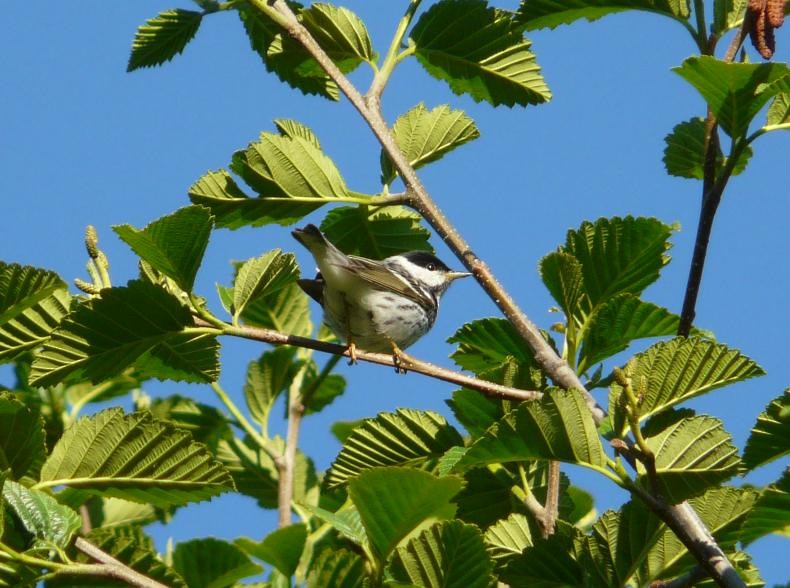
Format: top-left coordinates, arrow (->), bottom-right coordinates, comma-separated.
767,0 -> 786,29
748,0 -> 776,59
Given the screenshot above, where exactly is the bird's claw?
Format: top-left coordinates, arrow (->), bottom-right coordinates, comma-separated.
390,342 -> 408,374
346,342 -> 358,365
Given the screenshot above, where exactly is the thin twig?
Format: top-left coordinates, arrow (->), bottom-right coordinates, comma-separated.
276,363 -> 307,528
651,565 -> 709,587
542,460 -> 561,538
74,537 -> 169,588
214,319 -> 541,402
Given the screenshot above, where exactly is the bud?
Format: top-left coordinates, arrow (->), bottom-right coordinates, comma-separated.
85,225 -> 100,259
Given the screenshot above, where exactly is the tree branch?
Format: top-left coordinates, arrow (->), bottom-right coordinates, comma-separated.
245,3 -> 741,585
73,537 -> 169,588
276,363 -> 307,528
214,319 -> 541,402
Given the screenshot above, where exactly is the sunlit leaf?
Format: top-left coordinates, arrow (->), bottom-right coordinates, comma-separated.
320,206 -> 433,258
663,117 -> 752,179
388,520 -> 494,588
673,57 -> 790,137
638,410 -> 740,502
579,294 -> 682,370
381,103 -> 480,185
30,281 -> 219,386
448,318 -> 543,389
244,347 -> 300,431
562,216 -> 673,311
274,118 -> 322,148
83,496 -> 159,529
232,250 -> 299,322
301,359 -> 345,414
127,9 -> 202,72
767,93 -> 790,126
235,524 -> 307,577
458,389 -> 606,470
0,262 -> 71,361
484,513 -> 532,568
0,392 -> 45,480
539,251 -> 584,319
303,504 -> 368,547
713,0 -> 748,34
515,0 -> 689,30
446,387 -> 504,439
740,468 -> 790,545
3,479 -> 80,549
39,408 -> 234,506
348,467 -> 463,559
172,537 -> 262,588
306,548 -> 367,588
411,0 -> 551,107
238,281 -> 313,337
325,409 -> 464,487
609,337 -> 764,435
741,389 -> 790,471
148,394 -> 230,451
114,205 -> 213,292
501,523 -> 584,586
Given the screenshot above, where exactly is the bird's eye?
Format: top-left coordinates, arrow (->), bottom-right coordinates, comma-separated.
426,262 -> 436,271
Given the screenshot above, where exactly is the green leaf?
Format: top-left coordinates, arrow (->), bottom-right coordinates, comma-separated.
673,57 -> 790,138
83,496 -> 159,529
515,0 -> 689,31
713,0 -> 748,34
236,523 -> 307,577
348,467 -> 463,559
663,117 -> 752,179
172,537 -> 262,588
326,409 -> 464,488
148,394 -> 230,451
562,216 -> 673,310
388,520 -> 494,588
0,262 -> 71,361
330,419 -> 365,443
237,3 -> 339,100
609,337 -> 764,435
742,389 -> 790,471
306,548 -> 367,588
740,468 -> 790,545
274,118 -> 322,148
50,526 -> 186,587
245,347 -> 300,430
410,0 -> 551,107
454,467 -> 524,529
303,504 -> 369,547
501,523 -> 584,587
458,389 -> 606,470
484,513 -> 533,568
127,9 -> 203,72
114,205 -> 213,292
237,280 -> 313,337
638,410 -> 740,502
29,281 -> 219,386
38,408 -> 234,506
578,294 -> 683,370
301,360 -> 345,414
767,93 -> 790,126
448,318 -> 543,389
643,487 -> 757,579
381,103 -> 480,185
232,250 -> 299,322
539,251 -> 584,319
0,393 -> 45,481
320,206 -> 433,258
188,169 -> 275,230
694,552 -> 765,587
446,387 -> 504,439
3,479 -> 81,549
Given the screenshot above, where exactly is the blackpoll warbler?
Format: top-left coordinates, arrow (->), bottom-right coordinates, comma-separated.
292,224 -> 470,362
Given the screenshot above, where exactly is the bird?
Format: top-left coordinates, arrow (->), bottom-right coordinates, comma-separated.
291,224 -> 470,366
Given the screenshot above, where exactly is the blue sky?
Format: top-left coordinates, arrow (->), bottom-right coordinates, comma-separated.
2,0 -> 788,584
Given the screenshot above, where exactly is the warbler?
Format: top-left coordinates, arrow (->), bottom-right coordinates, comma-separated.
292,224 -> 470,362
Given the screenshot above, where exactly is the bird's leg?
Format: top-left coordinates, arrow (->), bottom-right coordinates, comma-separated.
389,340 -> 409,374
346,341 -> 358,365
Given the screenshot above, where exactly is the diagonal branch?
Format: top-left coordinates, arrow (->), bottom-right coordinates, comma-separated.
247,2 -> 742,585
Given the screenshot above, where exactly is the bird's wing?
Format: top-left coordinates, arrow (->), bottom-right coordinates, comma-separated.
338,255 -> 432,308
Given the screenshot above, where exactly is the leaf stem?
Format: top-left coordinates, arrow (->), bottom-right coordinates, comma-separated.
209,380 -> 279,461
366,0 -> 422,102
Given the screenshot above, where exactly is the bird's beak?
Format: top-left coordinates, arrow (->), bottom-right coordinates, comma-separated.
447,271 -> 472,281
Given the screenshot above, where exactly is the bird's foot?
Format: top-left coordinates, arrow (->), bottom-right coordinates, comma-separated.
346,342 -> 358,365
390,342 -> 408,374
